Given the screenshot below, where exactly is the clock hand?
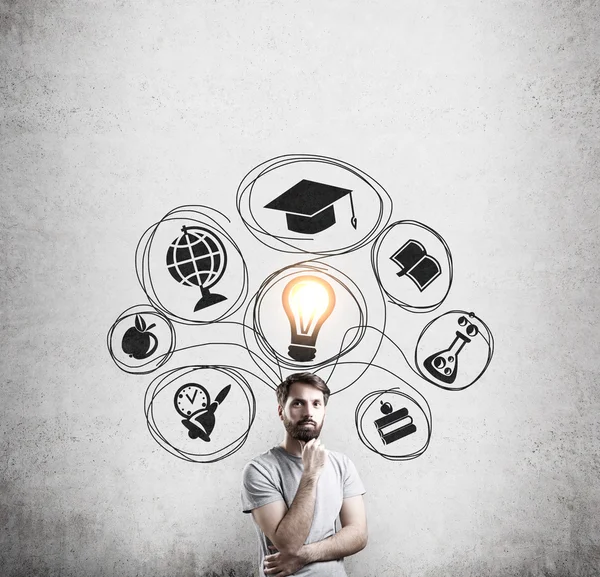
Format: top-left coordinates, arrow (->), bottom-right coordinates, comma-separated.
186,390 -> 198,404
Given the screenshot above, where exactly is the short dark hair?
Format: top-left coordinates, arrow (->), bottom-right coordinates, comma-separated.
276,372 -> 330,407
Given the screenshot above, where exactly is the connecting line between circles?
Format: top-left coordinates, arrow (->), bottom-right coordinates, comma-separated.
140,338 -> 281,390
316,324 -> 421,396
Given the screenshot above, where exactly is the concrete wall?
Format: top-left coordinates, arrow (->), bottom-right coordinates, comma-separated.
1,1 -> 599,576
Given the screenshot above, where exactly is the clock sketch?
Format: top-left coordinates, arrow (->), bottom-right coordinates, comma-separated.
173,382 -> 231,442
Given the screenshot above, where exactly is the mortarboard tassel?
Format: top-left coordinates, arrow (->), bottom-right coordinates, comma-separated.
348,190 -> 357,229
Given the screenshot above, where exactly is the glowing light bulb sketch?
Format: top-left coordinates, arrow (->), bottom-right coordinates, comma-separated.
121,314 -> 158,359
282,275 -> 336,362
166,225 -> 228,312
423,315 -> 478,384
174,383 -> 231,442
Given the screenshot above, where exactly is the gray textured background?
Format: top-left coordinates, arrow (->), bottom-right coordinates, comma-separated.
1,1 -> 599,576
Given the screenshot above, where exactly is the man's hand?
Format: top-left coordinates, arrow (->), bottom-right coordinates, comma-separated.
300,438 -> 327,479
263,546 -> 307,576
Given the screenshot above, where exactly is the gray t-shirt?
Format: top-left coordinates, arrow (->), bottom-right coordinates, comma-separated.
241,446 -> 365,576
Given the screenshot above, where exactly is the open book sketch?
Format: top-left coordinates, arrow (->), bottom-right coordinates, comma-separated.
390,239 -> 441,291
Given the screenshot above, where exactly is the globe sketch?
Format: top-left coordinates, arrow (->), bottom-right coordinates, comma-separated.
166,225 -> 228,311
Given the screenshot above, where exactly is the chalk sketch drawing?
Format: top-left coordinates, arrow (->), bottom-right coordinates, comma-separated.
282,275 -> 336,362
174,382 -> 231,441
166,225 -> 228,312
264,179 -> 357,234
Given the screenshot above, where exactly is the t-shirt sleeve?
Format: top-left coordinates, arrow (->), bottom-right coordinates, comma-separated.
240,460 -> 285,514
342,455 -> 366,499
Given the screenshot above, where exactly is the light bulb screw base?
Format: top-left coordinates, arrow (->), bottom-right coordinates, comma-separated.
288,344 -> 316,362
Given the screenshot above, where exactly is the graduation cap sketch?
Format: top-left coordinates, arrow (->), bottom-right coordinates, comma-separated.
264,179 -> 357,235
390,239 -> 441,291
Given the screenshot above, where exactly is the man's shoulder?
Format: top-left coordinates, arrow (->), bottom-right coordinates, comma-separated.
326,448 -> 358,474
327,449 -> 366,497
242,447 -> 282,475
327,448 -> 352,464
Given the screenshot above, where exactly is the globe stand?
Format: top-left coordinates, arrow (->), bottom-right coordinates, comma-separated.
194,286 -> 227,311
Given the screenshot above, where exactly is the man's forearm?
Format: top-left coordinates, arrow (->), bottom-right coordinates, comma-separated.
301,524 -> 368,563
271,473 -> 318,553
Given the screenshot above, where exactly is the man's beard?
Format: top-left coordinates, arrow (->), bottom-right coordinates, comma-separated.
282,414 -> 323,442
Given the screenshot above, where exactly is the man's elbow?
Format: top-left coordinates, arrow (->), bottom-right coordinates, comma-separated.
349,521 -> 368,552
354,527 -> 369,553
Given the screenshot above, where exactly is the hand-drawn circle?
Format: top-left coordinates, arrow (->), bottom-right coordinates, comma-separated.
144,365 -> 256,463
371,220 -> 453,313
107,304 -> 176,374
415,310 -> 494,391
136,205 -> 249,325
236,154 -> 392,256
355,382 -> 432,461
242,260 -> 375,391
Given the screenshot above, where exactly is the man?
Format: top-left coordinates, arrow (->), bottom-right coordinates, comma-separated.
241,372 -> 367,576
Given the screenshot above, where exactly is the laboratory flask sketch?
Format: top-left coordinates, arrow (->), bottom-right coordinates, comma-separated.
121,314 -> 159,359
174,382 -> 231,441
264,179 -> 358,234
282,275 -> 336,362
374,400 -> 417,445
390,239 -> 441,292
423,314 -> 478,385
166,225 -> 228,312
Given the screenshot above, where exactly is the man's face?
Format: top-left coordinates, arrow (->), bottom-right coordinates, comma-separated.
278,382 -> 326,442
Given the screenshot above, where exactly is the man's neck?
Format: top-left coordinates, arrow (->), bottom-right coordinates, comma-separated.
279,435 -> 305,457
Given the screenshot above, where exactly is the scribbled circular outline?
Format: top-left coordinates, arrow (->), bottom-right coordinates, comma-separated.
236,153 -> 393,256
415,309 -> 495,391
107,304 -> 176,375
135,205 -> 249,325
371,220 -> 454,313
355,376 -> 432,461
144,364 -> 257,463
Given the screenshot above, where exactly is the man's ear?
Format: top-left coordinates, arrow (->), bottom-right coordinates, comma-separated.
277,404 -> 283,421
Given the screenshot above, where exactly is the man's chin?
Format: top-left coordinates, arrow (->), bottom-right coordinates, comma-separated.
294,431 -> 319,442
293,426 -> 320,442
282,416 -> 322,442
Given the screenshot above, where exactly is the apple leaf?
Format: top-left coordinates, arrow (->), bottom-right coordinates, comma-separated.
135,314 -> 146,332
